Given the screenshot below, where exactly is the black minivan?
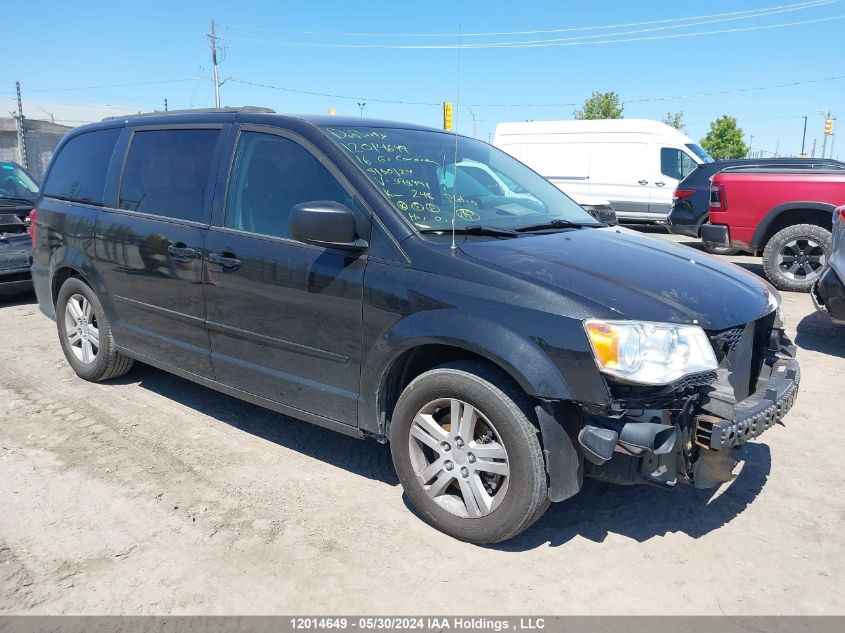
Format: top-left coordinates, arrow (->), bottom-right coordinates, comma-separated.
31,108 -> 800,543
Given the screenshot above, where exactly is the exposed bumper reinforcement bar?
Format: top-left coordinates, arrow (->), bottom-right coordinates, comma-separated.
695,358 -> 800,450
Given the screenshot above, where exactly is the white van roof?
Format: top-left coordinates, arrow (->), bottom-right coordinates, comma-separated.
494,119 -> 693,144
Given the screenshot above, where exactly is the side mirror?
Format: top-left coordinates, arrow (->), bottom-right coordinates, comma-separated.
289,201 -> 368,252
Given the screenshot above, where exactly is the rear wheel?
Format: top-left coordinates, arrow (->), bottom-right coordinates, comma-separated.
56,277 -> 134,381
762,224 -> 831,292
389,361 -> 549,544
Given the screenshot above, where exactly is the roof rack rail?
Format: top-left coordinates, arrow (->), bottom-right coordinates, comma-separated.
102,106 -> 275,121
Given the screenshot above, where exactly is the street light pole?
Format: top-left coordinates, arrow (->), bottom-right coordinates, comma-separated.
801,116 -> 807,156
357,102 -> 366,117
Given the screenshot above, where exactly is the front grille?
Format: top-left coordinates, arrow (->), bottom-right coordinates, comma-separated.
583,205 -> 618,224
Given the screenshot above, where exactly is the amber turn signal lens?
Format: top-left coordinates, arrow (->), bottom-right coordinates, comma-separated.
585,321 -> 619,368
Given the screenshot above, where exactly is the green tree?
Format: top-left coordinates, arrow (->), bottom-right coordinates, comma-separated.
661,111 -> 686,132
573,91 -> 624,120
700,115 -> 749,159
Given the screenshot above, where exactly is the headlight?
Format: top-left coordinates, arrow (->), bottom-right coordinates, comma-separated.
584,319 -> 717,385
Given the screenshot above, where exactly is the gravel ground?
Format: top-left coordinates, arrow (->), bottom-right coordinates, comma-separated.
1,232 -> 843,615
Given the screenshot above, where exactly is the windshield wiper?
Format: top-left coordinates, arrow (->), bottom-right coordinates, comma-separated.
420,225 -> 518,238
514,219 -> 600,232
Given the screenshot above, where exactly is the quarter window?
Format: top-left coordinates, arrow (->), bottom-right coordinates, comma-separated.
224,132 -> 352,239
42,128 -> 120,206
119,129 -> 220,222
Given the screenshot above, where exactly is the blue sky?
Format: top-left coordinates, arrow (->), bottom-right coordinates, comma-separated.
3,0 -> 844,158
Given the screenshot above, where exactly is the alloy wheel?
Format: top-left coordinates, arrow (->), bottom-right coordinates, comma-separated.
777,238 -> 826,282
407,398 -> 510,519
64,293 -> 99,364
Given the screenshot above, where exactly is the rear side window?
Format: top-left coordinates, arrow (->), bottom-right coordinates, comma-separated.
42,128 -> 120,206
119,129 -> 220,222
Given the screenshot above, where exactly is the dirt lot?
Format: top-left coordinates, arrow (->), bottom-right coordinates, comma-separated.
1,232 -> 843,615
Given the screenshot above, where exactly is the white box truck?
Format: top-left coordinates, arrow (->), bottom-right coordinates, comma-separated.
493,119 -> 714,223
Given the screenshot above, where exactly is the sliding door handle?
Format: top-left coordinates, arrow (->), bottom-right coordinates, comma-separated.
168,243 -> 198,259
207,252 -> 242,269
638,179 -> 649,186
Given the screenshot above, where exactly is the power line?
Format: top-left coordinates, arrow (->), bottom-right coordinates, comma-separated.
233,74 -> 845,109
228,13 -> 845,49
25,78 -> 204,93
229,79 -> 441,105
223,0 -> 837,38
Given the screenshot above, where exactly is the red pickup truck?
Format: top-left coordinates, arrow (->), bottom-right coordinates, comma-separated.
701,169 -> 845,291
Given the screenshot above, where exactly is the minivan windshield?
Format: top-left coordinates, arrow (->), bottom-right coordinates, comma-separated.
0,161 -> 39,204
321,126 -> 599,232
685,143 -> 715,164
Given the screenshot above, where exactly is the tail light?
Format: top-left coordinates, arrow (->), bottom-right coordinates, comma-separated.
28,208 -> 37,247
709,184 -> 726,211
673,188 -> 695,200
837,205 -> 845,223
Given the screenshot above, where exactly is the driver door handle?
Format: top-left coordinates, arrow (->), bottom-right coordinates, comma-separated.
207,252 -> 242,269
638,179 -> 649,186
655,181 -> 666,187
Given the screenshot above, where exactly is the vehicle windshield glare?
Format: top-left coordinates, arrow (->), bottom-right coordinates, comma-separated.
685,143 -> 715,164
0,162 -> 39,202
321,126 -> 599,232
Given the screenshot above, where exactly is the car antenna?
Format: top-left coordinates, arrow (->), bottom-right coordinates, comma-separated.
450,24 -> 462,254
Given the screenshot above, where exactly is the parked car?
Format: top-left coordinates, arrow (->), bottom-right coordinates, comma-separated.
448,159 -> 617,225
32,109 -> 799,543
702,168 -> 845,291
0,160 -> 39,297
668,158 -> 845,255
812,205 -> 845,324
493,119 -> 712,224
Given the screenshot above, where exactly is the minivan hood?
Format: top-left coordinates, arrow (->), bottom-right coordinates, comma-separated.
459,226 -> 777,330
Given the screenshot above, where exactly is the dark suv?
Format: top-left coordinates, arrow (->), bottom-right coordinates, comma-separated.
668,157 -> 845,255
31,108 -> 800,543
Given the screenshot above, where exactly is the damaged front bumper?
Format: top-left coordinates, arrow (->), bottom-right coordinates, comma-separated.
575,323 -> 800,490
694,357 -> 799,450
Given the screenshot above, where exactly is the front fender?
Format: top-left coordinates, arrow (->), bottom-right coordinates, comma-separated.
381,309 -> 575,400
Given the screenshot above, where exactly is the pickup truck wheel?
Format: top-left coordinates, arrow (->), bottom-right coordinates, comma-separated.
56,277 -> 134,382
762,224 -> 831,292
702,242 -> 740,256
390,361 -> 549,544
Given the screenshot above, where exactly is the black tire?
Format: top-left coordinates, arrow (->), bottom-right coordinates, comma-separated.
56,277 -> 134,381
702,242 -> 740,256
762,224 -> 832,292
390,360 -> 550,544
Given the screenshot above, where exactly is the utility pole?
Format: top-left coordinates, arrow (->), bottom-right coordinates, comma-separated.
207,19 -> 221,108
801,116 -> 807,156
14,81 -> 27,170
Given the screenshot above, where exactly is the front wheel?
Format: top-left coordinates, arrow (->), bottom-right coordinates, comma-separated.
762,224 -> 831,292
389,361 -> 549,544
